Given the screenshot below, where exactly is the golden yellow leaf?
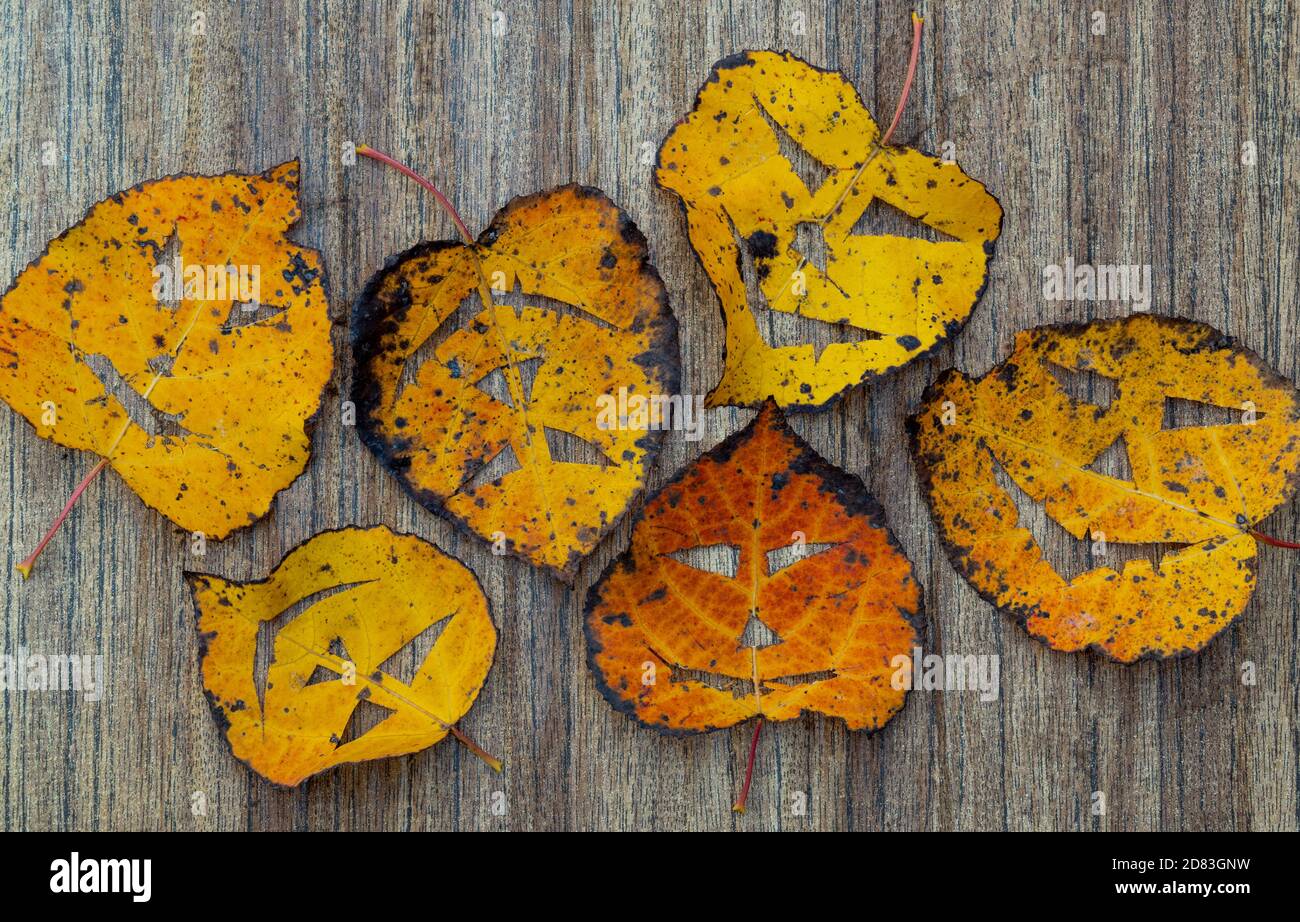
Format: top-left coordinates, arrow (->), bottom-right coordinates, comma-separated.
352,185 -> 679,581
656,50 -> 1002,408
910,314 -> 1300,662
0,162 -> 332,545
186,526 -> 497,786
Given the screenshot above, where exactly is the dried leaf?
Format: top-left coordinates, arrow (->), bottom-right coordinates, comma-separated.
909,314 -> 1300,662
656,50 -> 1002,408
0,162 -> 331,539
352,185 -> 679,581
186,526 -> 496,786
586,400 -> 922,734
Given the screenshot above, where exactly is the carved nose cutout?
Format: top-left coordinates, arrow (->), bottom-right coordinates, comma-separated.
473,357 -> 541,408
739,610 -> 781,649
1081,434 -> 1133,481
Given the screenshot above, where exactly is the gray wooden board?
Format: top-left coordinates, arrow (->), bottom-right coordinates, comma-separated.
0,0 -> 1296,830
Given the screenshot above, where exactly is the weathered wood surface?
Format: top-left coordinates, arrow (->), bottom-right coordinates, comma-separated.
1,0 -> 1297,831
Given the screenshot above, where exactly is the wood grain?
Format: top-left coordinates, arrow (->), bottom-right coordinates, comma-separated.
1,0 -> 1297,831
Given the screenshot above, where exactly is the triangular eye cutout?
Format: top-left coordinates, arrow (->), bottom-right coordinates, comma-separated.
303,663 -> 338,686
473,357 -> 542,408
459,442 -> 522,492
221,299 -> 289,333
739,610 -> 782,649
765,540 -> 839,575
663,544 -> 739,578
754,96 -> 831,195
374,618 -> 449,686
1162,395 -> 1257,429
1045,360 -> 1120,410
545,426 -> 613,467
988,445 -> 1093,581
334,694 -> 396,748
1081,435 -> 1133,481
849,195 -> 961,243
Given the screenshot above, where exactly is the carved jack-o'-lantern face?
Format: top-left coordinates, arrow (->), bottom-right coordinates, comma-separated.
910,314 -> 1300,662
656,50 -> 1002,409
585,401 -> 922,734
352,186 -> 679,581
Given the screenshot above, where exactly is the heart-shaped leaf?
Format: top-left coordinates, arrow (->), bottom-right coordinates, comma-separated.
352,184 -> 680,581
585,401 -> 922,809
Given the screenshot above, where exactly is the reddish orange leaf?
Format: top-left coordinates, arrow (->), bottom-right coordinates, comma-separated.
586,401 -> 922,808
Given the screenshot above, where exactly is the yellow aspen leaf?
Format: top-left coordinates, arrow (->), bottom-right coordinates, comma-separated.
586,401 -> 922,808
910,314 -> 1300,662
352,184 -> 679,581
186,526 -> 497,786
656,50 -> 1002,408
0,162 -> 332,566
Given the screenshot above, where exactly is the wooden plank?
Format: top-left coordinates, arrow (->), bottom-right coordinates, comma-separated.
0,0 -> 1296,830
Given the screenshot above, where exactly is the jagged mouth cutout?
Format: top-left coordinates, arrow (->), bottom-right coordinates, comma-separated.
646,538 -> 843,698
984,357 -> 1265,581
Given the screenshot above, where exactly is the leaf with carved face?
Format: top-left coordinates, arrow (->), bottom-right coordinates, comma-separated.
186,526 -> 497,786
585,400 -> 922,741
0,162 -> 332,553
909,314 -> 1300,662
656,50 -> 1001,409
352,185 -> 679,581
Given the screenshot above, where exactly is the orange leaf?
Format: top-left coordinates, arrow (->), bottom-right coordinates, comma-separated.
585,400 -> 923,738
352,185 -> 679,581
656,50 -> 1002,409
0,162 -> 332,547
910,314 -> 1300,662
186,526 -> 497,786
